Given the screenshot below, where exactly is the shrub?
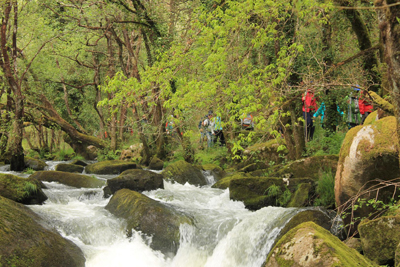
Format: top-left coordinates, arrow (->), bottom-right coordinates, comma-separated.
314,169 -> 335,208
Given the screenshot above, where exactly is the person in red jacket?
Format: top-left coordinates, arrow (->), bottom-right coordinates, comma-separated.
359,90 -> 373,124
302,88 -> 318,141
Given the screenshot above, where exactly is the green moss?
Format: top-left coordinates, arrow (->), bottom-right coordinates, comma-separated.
212,173 -> 247,189
287,183 -> 312,207
85,160 -> 136,174
30,171 -> 105,188
266,222 -> 376,266
0,174 -> 38,202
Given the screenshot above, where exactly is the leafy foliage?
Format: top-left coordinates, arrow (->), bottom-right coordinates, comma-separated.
314,169 -> 336,208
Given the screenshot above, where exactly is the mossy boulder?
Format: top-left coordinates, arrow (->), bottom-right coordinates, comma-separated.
105,189 -> 194,255
201,164 -> 226,181
265,221 -> 376,267
55,163 -> 84,173
162,160 -> 207,186
238,162 -> 269,173
24,157 -> 47,171
335,116 -> 400,233
212,173 -> 248,189
103,169 -> 164,198
363,110 -> 379,125
70,159 -> 87,166
149,156 -> 164,170
0,196 -> 85,267
358,215 -> 400,265
273,209 -> 333,249
229,177 -> 315,210
85,160 -> 137,175
30,171 -> 105,188
287,183 -> 312,207
0,173 -> 47,205
243,138 -> 288,165
268,155 -> 338,180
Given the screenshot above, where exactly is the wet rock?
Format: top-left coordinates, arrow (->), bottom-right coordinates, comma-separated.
212,172 -> 248,189
0,196 -> 85,267
201,164 -> 226,181
287,183 -> 312,208
0,173 -> 47,205
359,215 -> 400,265
103,169 -> 164,198
265,222 -> 375,267
24,157 -> 47,171
55,163 -> 84,173
345,238 -> 363,254
162,160 -> 207,186
228,176 -> 315,210
30,171 -> 105,188
105,189 -> 193,256
86,145 -> 98,160
70,159 -> 87,166
85,160 -> 136,175
335,116 -> 400,234
149,156 -> 164,170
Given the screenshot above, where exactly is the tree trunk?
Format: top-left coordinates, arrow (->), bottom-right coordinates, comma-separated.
375,0 -> 400,165
338,0 -> 381,92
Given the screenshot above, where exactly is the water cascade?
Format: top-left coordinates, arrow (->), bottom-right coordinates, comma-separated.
2,161 -> 320,267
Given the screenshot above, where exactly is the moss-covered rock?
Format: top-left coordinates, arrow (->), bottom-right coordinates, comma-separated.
238,162 -> 269,173
211,172 -> 248,189
335,116 -> 400,234
70,159 -> 87,166
345,238 -> 363,254
85,160 -> 137,175
103,169 -> 164,198
243,138 -> 288,165
0,173 -> 47,205
229,177 -> 315,210
268,155 -> 338,180
162,160 -> 207,186
149,156 -> 164,170
358,215 -> 400,265
24,157 -> 47,171
201,164 -> 226,181
287,183 -> 312,207
55,163 -> 84,173
0,196 -> 85,267
363,110 -> 379,125
30,171 -> 105,188
265,221 -> 376,267
105,189 -> 193,255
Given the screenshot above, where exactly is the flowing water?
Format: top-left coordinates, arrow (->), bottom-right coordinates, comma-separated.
2,161 -> 325,267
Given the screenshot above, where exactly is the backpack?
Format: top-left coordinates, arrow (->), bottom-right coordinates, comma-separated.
243,114 -> 253,126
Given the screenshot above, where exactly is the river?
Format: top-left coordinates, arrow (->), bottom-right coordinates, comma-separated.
1,161 -> 320,267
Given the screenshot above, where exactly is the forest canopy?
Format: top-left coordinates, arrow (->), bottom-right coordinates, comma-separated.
0,0 -> 399,170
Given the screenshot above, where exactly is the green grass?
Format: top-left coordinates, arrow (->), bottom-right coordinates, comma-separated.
314,169 -> 336,208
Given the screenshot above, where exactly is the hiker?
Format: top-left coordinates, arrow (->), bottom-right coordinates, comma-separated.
198,114 -> 208,144
213,115 -> 225,146
346,86 -> 361,129
313,102 -> 344,128
241,113 -> 254,130
166,115 -> 175,135
302,88 -> 318,141
359,90 -> 373,124
202,111 -> 215,148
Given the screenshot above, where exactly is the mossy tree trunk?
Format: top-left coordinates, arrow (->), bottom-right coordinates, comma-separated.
375,0 -> 400,166
0,1 -> 24,171
337,0 -> 381,92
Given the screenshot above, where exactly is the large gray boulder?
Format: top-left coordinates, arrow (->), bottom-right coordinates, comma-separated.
30,171 -> 105,188
103,169 -> 164,198
335,116 -> 400,233
265,222 -> 375,267
0,173 -> 47,205
0,196 -> 85,267
162,160 -> 207,186
105,189 -> 193,255
85,160 -> 136,175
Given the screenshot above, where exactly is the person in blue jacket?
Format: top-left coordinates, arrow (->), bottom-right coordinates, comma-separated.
313,102 -> 344,128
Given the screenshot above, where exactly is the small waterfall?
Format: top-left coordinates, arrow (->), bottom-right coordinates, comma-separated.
1,161 -> 319,266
